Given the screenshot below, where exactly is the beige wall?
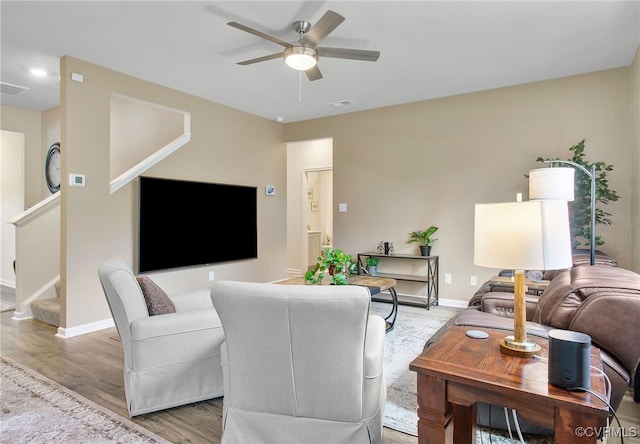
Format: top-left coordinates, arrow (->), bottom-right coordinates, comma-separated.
59,57 -> 286,329
6,53 -> 638,324
631,47 -> 640,272
1,105 -> 43,207
284,68 -> 634,303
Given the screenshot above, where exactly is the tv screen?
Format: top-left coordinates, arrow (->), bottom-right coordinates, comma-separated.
138,176 -> 257,273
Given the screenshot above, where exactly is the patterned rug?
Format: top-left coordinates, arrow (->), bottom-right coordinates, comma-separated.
0,355 -> 170,444
371,302 -> 554,443
371,302 -> 459,435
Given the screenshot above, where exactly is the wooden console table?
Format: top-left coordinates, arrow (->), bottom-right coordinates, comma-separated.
274,275 -> 398,332
409,327 -> 608,443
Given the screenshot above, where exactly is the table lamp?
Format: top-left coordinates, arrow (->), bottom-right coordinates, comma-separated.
474,200 -> 572,357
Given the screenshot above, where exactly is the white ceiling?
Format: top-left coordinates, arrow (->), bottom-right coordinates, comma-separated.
2,1 -> 639,123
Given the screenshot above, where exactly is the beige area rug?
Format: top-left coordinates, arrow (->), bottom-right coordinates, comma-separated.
371,302 -> 554,444
0,355 -> 171,444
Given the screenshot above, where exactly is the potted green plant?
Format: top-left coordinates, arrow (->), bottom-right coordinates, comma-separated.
304,248 -> 357,285
406,225 -> 439,256
365,257 -> 379,276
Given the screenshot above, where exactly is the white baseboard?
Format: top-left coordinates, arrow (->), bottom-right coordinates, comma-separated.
437,298 -> 469,309
56,318 -> 115,339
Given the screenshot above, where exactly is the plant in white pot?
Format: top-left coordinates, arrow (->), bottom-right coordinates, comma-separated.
406,225 -> 438,256
365,256 -> 380,276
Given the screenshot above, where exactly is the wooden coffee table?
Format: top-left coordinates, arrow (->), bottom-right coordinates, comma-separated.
409,326 -> 609,443
274,275 -> 398,332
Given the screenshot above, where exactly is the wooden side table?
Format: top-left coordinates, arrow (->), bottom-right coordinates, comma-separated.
409,327 -> 609,444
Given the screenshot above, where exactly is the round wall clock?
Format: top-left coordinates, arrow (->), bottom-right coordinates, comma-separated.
45,142 -> 61,193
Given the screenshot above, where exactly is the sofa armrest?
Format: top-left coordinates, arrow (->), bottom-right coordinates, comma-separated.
364,315 -> 385,379
480,292 -> 539,320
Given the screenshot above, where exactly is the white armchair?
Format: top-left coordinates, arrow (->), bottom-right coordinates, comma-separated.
98,259 -> 225,416
211,281 -> 386,444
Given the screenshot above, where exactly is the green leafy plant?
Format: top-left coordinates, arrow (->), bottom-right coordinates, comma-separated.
304,248 -> 357,285
406,226 -> 439,247
365,257 -> 379,266
535,139 -> 619,248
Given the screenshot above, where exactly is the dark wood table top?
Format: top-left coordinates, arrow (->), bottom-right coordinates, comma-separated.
410,326 -> 609,420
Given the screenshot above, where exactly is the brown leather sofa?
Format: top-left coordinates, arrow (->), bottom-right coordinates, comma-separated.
425,262 -> 640,433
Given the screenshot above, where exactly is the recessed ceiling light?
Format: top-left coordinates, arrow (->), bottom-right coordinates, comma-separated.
30,68 -> 47,77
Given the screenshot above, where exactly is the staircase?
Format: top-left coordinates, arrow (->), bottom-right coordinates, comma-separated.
31,282 -> 61,327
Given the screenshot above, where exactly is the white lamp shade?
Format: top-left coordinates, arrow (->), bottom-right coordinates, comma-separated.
474,200 -> 572,271
529,167 -> 575,201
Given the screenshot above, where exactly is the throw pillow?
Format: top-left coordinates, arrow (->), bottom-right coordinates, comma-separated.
136,275 -> 176,316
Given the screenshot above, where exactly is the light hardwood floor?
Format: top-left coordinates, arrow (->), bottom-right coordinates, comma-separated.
1,311 -> 638,444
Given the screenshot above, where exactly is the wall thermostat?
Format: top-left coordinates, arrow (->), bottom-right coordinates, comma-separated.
69,173 -> 86,187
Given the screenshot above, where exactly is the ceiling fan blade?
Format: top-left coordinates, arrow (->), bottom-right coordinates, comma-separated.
236,52 -> 283,66
228,22 -> 291,48
300,10 -> 345,47
317,47 -> 380,62
306,65 -> 323,81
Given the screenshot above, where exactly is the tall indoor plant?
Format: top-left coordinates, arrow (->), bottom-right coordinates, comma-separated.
534,140 -> 619,248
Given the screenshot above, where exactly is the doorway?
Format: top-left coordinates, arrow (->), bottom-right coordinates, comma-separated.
1,130 -> 25,292
285,138 -> 333,275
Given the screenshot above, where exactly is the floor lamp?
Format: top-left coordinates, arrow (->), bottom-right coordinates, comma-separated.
474,200 -> 573,357
529,160 -> 597,266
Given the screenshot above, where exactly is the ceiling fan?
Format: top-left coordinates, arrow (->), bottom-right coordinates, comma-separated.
228,10 -> 380,81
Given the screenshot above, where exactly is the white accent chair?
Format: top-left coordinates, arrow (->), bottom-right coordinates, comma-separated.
98,259 -> 225,416
211,281 -> 386,444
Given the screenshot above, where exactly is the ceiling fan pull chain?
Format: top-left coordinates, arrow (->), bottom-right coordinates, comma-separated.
299,71 -> 303,102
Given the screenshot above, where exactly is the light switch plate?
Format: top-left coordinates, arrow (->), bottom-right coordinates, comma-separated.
338,203 -> 347,212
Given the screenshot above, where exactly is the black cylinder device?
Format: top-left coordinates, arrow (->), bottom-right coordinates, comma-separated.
548,329 -> 591,390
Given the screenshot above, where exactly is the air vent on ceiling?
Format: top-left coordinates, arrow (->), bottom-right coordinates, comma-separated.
1,81 -> 30,96
330,99 -> 354,108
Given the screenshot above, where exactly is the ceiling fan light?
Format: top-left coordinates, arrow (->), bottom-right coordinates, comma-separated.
284,46 -> 317,71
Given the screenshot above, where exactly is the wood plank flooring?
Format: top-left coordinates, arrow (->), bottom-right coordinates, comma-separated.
1,311 -> 638,443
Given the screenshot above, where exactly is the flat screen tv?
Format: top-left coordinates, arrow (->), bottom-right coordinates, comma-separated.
138,176 -> 257,273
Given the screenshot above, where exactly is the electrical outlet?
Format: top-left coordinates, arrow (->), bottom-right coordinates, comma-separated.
208,271 -> 215,281
445,273 -> 452,284
470,276 -> 477,285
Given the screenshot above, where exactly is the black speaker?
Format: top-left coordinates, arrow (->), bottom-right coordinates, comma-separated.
548,329 -> 591,390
